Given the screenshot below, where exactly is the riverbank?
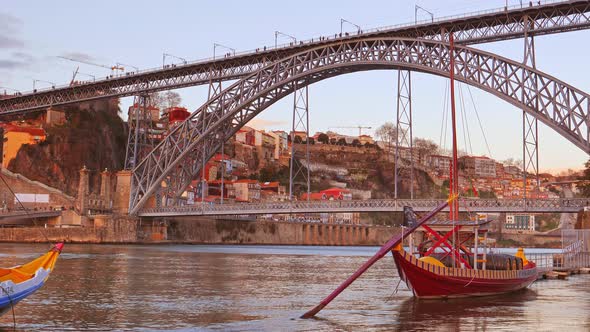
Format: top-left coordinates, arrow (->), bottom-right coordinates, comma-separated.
0,217 -> 399,246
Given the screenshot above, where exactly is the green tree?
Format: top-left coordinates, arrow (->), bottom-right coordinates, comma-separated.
317,133 -> 329,144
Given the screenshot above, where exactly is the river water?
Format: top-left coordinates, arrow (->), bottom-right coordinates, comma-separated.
0,243 -> 589,331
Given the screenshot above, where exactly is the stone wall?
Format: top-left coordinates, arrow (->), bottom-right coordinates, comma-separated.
167,217 -> 399,245
0,216 -> 139,243
0,168 -> 75,210
0,214 -> 399,245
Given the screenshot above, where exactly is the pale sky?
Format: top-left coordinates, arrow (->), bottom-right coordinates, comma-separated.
1,0 -> 589,173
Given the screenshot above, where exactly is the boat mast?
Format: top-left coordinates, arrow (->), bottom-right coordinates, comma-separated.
449,33 -> 459,221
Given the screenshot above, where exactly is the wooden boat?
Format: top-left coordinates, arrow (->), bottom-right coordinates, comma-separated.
0,243 -> 64,315
301,32 -> 537,318
392,219 -> 537,299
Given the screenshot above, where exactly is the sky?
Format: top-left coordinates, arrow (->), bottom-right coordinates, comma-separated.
1,0 -> 589,173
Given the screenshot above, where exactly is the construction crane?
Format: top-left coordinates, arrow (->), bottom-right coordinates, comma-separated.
57,56 -> 124,76
329,125 -> 372,136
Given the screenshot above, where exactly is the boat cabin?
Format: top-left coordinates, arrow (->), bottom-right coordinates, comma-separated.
403,216 -> 526,271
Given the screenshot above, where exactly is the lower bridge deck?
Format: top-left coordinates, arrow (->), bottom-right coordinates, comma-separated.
138,198 -> 589,217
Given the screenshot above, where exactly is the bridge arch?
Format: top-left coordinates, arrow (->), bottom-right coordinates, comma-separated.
129,38 -> 590,214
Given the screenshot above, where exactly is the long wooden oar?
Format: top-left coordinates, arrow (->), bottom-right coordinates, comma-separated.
301,195 -> 456,319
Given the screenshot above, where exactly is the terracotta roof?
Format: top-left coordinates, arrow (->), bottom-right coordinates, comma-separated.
1,124 -> 46,136
260,181 -> 280,189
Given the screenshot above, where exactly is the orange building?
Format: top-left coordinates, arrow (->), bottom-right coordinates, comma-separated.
1,124 -> 46,168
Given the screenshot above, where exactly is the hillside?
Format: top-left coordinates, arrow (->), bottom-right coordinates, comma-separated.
8,100 -> 128,196
253,144 -> 442,200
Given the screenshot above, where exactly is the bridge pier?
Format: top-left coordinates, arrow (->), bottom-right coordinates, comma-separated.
113,170 -> 132,214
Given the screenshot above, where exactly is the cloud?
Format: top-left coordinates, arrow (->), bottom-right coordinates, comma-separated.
0,13 -> 24,49
59,51 -> 96,63
0,13 -> 23,33
0,59 -> 28,70
11,51 -> 34,63
247,118 -> 288,130
0,34 -> 24,48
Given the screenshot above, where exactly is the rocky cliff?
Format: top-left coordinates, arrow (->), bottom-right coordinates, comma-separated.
8,100 -> 128,196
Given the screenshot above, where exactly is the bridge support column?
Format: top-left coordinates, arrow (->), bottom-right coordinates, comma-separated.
522,15 -> 540,198
76,166 -> 89,215
395,70 -> 414,199
114,170 -> 132,214
289,84 -> 311,201
125,94 -> 154,170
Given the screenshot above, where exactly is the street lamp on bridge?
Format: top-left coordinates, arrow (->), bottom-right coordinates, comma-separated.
274,31 -> 297,48
162,53 -> 187,68
340,18 -> 361,34
213,43 -> 236,59
76,71 -> 96,82
116,62 -> 139,73
32,79 -> 56,90
415,5 -> 434,23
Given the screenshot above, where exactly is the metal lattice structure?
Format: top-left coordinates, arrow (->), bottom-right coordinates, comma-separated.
289,85 -> 311,200
128,37 -> 590,214
124,94 -> 154,170
2,1 -> 590,116
394,70 -> 414,199
522,15 -> 540,197
137,198 -> 590,217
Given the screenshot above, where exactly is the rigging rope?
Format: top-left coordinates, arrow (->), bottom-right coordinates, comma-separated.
458,84 -> 474,155
439,83 -> 450,150
466,84 -> 493,158
0,284 -> 16,330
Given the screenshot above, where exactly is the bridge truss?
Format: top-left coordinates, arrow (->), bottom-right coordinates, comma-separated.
1,1 -> 590,116
128,37 -> 590,214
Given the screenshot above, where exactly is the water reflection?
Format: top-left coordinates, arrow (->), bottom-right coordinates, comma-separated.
0,244 -> 588,331
395,290 -> 538,331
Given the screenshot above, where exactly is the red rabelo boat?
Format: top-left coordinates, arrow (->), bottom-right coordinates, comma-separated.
301,33 -> 537,318
392,32 -> 537,299
392,217 -> 538,299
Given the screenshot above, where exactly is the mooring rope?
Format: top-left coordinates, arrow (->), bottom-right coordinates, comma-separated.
386,278 -> 404,303
0,284 -> 17,330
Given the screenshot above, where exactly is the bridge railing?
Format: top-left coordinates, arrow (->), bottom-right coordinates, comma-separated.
138,198 -> 590,216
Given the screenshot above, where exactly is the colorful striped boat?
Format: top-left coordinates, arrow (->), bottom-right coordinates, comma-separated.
0,243 -> 64,316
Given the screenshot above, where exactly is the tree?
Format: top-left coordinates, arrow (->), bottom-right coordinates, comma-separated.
375,122 -> 398,158
337,138 -> 347,146
579,159 -> 590,197
503,158 -> 523,167
352,139 -> 361,147
317,133 -> 329,144
148,91 -> 182,110
414,138 -> 439,164
293,135 -> 302,144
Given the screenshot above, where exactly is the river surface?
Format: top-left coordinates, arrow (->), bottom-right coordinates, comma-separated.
0,244 -> 588,331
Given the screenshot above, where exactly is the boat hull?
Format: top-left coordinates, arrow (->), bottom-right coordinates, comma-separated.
393,250 -> 537,299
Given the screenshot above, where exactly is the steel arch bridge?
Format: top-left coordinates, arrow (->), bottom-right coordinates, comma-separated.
129,37 -> 590,214
1,1 -> 590,116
